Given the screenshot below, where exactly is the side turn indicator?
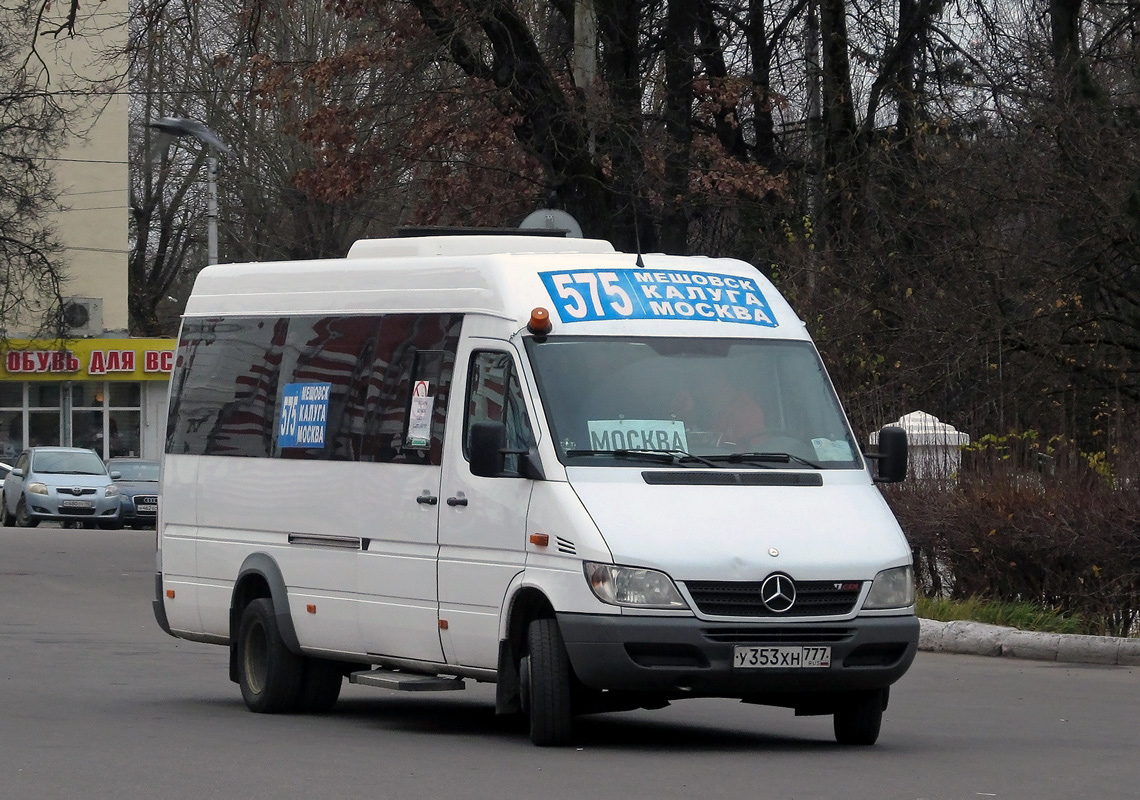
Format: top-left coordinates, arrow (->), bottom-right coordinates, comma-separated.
530,533 -> 550,547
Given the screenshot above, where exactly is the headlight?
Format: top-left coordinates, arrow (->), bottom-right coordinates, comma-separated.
104,485 -> 120,497
28,482 -> 48,496
583,562 -> 688,609
863,565 -> 915,609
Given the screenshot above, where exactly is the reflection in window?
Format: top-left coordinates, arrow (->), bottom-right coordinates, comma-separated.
166,314 -> 462,464
464,351 -> 535,475
0,410 -> 21,461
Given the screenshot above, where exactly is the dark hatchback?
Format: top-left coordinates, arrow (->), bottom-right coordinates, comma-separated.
107,458 -> 160,528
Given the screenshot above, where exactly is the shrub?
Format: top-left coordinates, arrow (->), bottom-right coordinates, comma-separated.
884,433 -> 1140,637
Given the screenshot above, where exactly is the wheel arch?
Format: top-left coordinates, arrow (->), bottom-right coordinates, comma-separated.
228,553 -> 301,683
495,585 -> 555,715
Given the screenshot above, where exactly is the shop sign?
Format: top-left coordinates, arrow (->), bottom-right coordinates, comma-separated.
1,339 -> 177,381
5,350 -> 81,373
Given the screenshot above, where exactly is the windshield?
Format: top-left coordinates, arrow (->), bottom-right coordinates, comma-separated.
32,450 -> 107,476
109,461 -> 160,481
524,336 -> 862,469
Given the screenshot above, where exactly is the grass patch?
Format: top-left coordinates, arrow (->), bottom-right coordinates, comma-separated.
917,595 -> 1088,635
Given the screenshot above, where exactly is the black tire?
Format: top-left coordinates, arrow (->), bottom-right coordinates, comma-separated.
296,657 -> 343,713
15,498 -> 39,528
1,497 -> 13,527
833,688 -> 887,746
236,598 -> 304,713
522,617 -> 574,747
98,519 -> 123,530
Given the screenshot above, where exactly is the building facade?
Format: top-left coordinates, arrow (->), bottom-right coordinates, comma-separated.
0,340 -> 174,462
0,0 -> 177,463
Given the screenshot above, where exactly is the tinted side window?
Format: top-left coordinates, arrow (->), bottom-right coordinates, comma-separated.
166,314 -> 462,465
165,318 -> 287,457
357,315 -> 461,465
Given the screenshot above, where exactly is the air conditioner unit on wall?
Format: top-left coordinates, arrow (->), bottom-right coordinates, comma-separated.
62,297 -> 104,338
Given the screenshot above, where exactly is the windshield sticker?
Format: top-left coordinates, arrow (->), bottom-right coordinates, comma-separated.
278,382 -> 330,448
811,438 -> 854,462
587,419 -> 689,452
539,268 -> 778,328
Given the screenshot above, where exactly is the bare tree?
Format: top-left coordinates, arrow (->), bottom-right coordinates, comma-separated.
0,2 -> 70,340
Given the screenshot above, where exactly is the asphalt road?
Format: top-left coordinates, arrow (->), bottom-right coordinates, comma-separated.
2,526 -> 1138,800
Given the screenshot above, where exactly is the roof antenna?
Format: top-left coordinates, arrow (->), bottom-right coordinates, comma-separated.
633,203 -> 646,268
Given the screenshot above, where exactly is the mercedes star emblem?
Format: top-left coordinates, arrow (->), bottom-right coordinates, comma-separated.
760,573 -> 796,613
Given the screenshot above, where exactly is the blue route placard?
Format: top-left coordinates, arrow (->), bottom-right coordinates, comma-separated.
277,382 -> 331,448
539,268 -> 778,328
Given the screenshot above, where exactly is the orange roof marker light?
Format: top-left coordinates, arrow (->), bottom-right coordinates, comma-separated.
527,307 -> 552,336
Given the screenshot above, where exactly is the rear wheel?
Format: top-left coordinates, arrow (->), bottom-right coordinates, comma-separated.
296,657 -> 344,713
15,498 -> 39,528
833,688 -> 887,745
521,617 -> 574,747
236,598 -> 304,713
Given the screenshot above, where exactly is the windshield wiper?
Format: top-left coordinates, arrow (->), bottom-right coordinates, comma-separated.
707,452 -> 824,469
565,448 -> 720,468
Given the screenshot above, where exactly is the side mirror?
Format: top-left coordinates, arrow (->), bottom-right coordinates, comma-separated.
872,426 -> 908,483
469,420 -> 507,478
469,420 -> 546,480
11,468 -> 24,479
110,471 -> 122,480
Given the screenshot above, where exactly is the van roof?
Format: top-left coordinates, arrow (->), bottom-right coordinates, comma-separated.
183,236 -> 806,340
346,235 -> 616,260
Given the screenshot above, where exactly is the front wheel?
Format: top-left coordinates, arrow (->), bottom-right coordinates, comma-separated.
236,598 -> 304,713
833,688 -> 887,745
14,498 -> 39,528
521,617 -> 574,747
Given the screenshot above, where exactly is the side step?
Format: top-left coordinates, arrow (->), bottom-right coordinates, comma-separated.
350,668 -> 465,692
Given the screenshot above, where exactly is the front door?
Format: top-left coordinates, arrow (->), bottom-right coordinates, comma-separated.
437,343 -> 536,670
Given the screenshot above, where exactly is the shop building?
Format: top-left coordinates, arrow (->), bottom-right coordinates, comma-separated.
0,339 -> 175,462
0,0 -> 177,463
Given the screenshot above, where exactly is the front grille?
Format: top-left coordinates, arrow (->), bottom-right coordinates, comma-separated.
684,580 -> 863,617
134,495 -> 159,507
57,487 -> 96,496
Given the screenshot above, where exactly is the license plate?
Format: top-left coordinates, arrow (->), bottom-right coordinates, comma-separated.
60,500 -> 94,509
733,645 -> 831,669
136,504 -> 158,513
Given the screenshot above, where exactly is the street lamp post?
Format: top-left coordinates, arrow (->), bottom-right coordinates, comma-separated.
147,117 -> 230,265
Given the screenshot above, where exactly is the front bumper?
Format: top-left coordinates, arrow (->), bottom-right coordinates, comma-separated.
119,496 -> 158,526
27,494 -> 121,522
557,612 -> 919,700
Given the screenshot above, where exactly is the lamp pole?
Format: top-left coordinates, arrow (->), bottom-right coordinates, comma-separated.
207,155 -> 219,265
146,117 -> 230,265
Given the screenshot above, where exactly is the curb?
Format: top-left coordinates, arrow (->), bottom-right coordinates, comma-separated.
918,618 -> 1140,666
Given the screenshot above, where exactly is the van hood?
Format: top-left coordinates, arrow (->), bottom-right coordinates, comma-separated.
566,468 -> 910,583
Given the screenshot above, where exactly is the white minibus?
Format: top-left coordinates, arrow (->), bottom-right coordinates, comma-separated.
153,234 -> 917,746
